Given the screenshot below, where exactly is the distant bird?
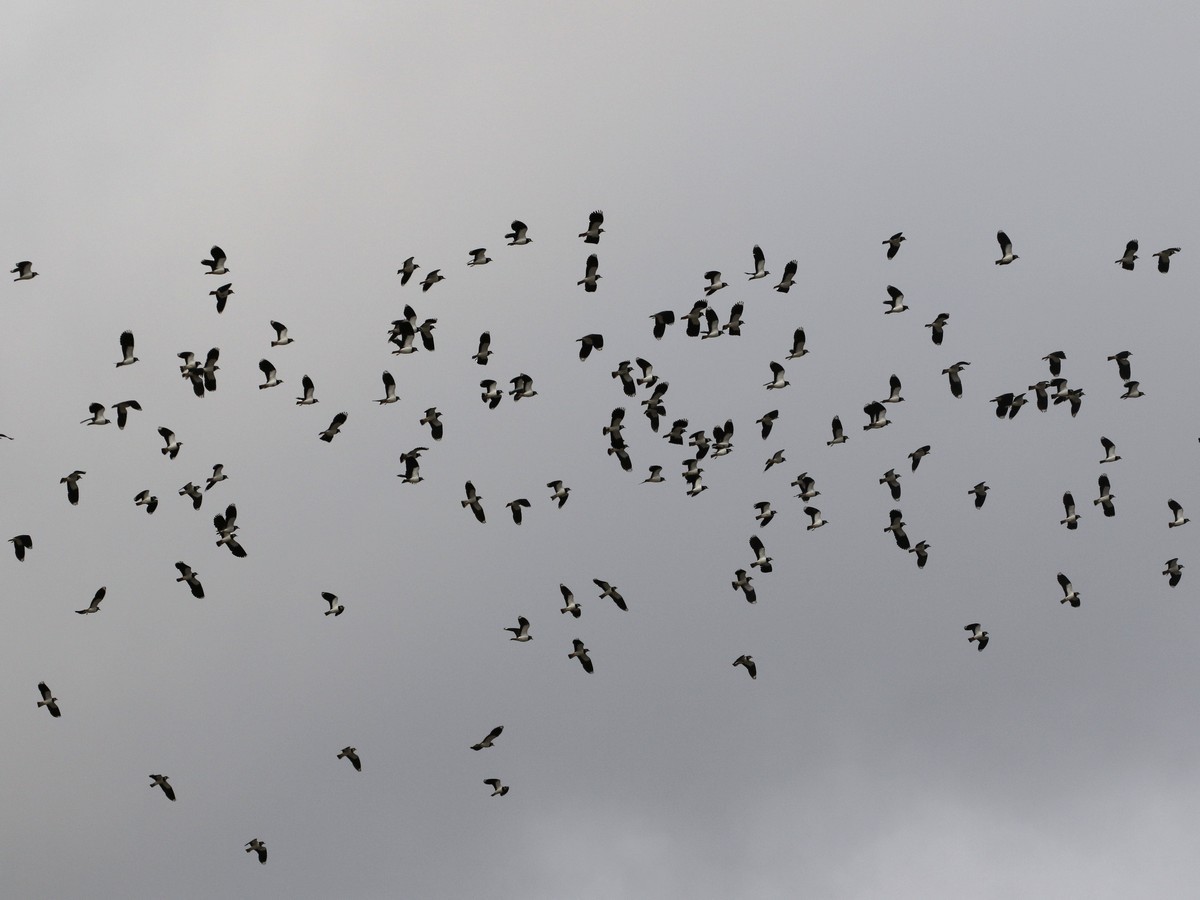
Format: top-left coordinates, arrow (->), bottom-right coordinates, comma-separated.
397,256 -> 419,285
863,401 -> 890,431
827,416 -> 847,446
1107,350 -> 1133,382
75,586 -> 106,615
201,246 -> 228,274
420,407 -> 444,440
1153,247 -> 1181,273
418,319 -> 437,352
209,283 -> 234,313
505,617 -> 531,642
569,638 -> 594,673
804,507 -> 827,530
1115,239 -> 1138,271
11,261 -> 37,281
115,331 -> 138,367
397,447 -> 427,484
149,774 -> 175,801
635,357 -> 657,388
880,469 -> 902,501
1164,558 -> 1184,587
925,313 -> 949,345
473,332 -> 493,365
322,592 -> 344,616
700,306 -> 723,339
579,210 -> 605,243
484,778 -> 509,796
764,361 -> 789,390
764,449 -> 786,471
649,310 -> 676,340
578,254 -> 601,292
909,541 -> 930,569
745,245 -> 768,280
773,259 -> 798,293
134,490 -> 158,514
1056,572 -> 1081,607
547,480 -> 571,508
60,470 -> 85,505
593,579 -> 627,611
756,410 -> 778,439
703,270 -> 727,297
158,428 -> 182,459
245,840 -> 267,865
643,466 -> 664,484
1061,492 -> 1080,530
723,301 -> 745,336
179,482 -> 203,510
749,535 -> 773,572
733,655 -> 757,679
505,220 -> 531,245
611,360 -> 635,396
1120,380 -> 1144,399
175,562 -> 204,598
965,623 -> 989,650
81,402 -> 109,425
462,481 -> 486,523
509,373 -> 537,400
1099,436 -> 1121,464
1043,350 -> 1066,376
994,231 -> 1017,265
942,361 -> 970,398
270,321 -> 293,346
1168,499 -> 1190,528
37,682 -> 60,717
1095,474 -> 1116,517
882,374 -> 904,403
295,375 -> 318,405
885,509 -> 909,549
559,584 -> 581,618
505,498 -> 530,524
337,747 -> 361,771
111,399 -> 141,430
9,534 -> 32,561
883,285 -> 907,314
909,445 -> 931,471
480,380 -> 502,409
731,569 -> 756,603
467,248 -> 491,266
258,359 -> 282,389
1029,381 -> 1051,412
318,412 -> 348,442
753,501 -> 774,528
969,482 -> 989,509
784,329 -> 808,361
683,300 -> 709,337
577,333 -> 604,360
992,392 -> 1017,418
420,269 -> 444,291
883,232 -> 906,259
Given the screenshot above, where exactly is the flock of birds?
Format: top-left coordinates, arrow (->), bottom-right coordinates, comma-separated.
8,217 -> 1191,868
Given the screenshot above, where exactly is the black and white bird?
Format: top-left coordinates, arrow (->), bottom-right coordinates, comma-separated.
201,246 -> 227,274
703,270 -> 727,297
397,447 -> 427,484
420,269 -> 444,291
733,655 -> 757,679
909,445 -> 931,471
863,401 -> 890,431
1115,239 -> 1138,270
773,259 -> 798,293
37,682 -> 60,717
509,373 -> 537,400
337,747 -> 361,771
318,412 -> 348,442
11,261 -> 37,281
295,375 -> 318,405
114,400 -> 142,430
1099,436 -> 1121,464
568,639 -> 594,673
472,726 -> 504,751
593,579 -> 627,611
925,313 -> 949,346
420,407 -> 444,440
1107,350 -> 1133,382
116,331 -> 138,367
505,498 -> 530,523
643,466 -> 664,484
578,254 -> 601,292
882,374 -> 904,404
885,509 -> 909,549
577,333 -> 604,360
942,361 -> 970,398
462,482 -> 486,523
175,562 -> 204,598
764,361 -> 789,390
1168,499 -> 1190,528
1164,558 -> 1184,587
1121,381 -> 1144,399
880,469 -> 901,501
1153,247 -> 1181,273
397,256 -> 419,285
547,480 -> 571,508
149,774 -> 176,801
505,220 -> 531,245
994,231 -> 1018,265
505,617 -> 531,642
75,586 -> 105,615
322,592 -> 344,616
134,490 -> 158,514
467,248 -> 491,266
60,470 -> 85,505
258,359 -> 283,389
723,301 -> 745,336
579,210 -> 604,243
81,402 -> 109,425
969,482 -> 989,509
270,321 -> 293,346
753,501 -> 774,528
764,449 -> 786,470
965,623 -> 989,650
883,232 -> 905,259
1095,474 -> 1116,517
804,507 -> 827,530
245,840 -> 267,865
745,245 -> 769,280
1061,492 -> 1080,530
1042,350 -> 1066,376
473,332 -> 492,365
731,569 -> 756,603
649,310 -> 676,340
749,535 -> 773,572
559,584 -> 581,618
484,779 -> 509,796
883,285 -> 907,314
209,283 -> 233,313
756,410 -> 778,440
909,541 -> 930,569
179,482 -> 203,510
1057,572 -> 1081,607
827,416 -> 847,446
158,428 -> 182,459
682,300 -> 708,337
9,534 -> 32,561
480,380 -> 502,409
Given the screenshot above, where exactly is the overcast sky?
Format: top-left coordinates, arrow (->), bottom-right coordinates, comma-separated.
4,2 -> 1200,897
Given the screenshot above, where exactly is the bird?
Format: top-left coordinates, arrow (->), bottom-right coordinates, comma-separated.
992,392 -> 1017,418
593,579 -> 627,611
420,407 -> 444,441
480,380 -> 502,409
1099,436 -> 1121,464
318,412 -> 348,442
579,210 -> 605,243
682,300 -> 709,337
731,569 -> 756,603
322,592 -> 344,616
81,402 -> 109,425
337,747 -> 361,771
569,638 -> 594,673
1095,474 -> 1116,517
547,480 -> 571,508
1164,558 -> 1184,587
635,357 -> 657,389
179,482 -> 203,510
909,445 -> 931,471
113,400 -> 142,430
578,254 -> 601,292
1043,350 -> 1066,376
505,220 -> 531,245
756,410 -> 779,440
577,333 -> 604,360
703,270 -> 727,296
11,261 -> 37,281
37,682 -> 60,717
9,534 -> 32,561
258,359 -> 283,389
925,313 -> 949,346
773,259 -> 798,293
649,310 -> 675,340
389,321 -> 418,355
505,498 -> 530,524
60,470 -> 85,505
1061,492 -> 1080,530
723,302 -> 745,336
505,617 -> 531,642
783,330 -> 808,363
880,469 -> 902,501
804,507 -> 827,530
1107,350 -> 1133,382
1057,572 -> 1081,607
882,374 -> 904,403
965,623 -> 989,650
883,285 -> 907,314
149,774 -> 176,801
245,840 -> 267,865
749,535 -> 773,572
1153,247 -> 1181,273
1168,499 -> 1190,528
509,373 -> 538,400
367,370 -> 398,406
764,449 -> 786,470
462,482 -> 486,523
175,563 -> 204,598
942,361 -> 970,398
157,428 -> 182,459
115,331 -> 138,367
700,306 -> 723,339
559,584 -> 581,618
397,447 -> 427,485
473,332 -> 493,365
994,231 -> 1017,264
1028,381 -> 1051,412
764,361 -> 789,390
745,245 -> 768,280
75,586 -> 105,615
1115,239 -> 1138,270
883,232 -> 906,259
969,482 -> 989,509
467,248 -> 491,266
863,401 -> 890,431
201,246 -> 228,274
270,321 -> 293,346
420,269 -> 444,291
397,256 -> 420,285
209,283 -> 234,313
733,655 -> 757,679
909,541 -> 930,569
472,725 -> 504,751
643,466 -> 664,484
885,509 -> 909,549
1120,380 -> 1144,399
484,779 -> 509,797
752,501 -> 775,529
295,375 -> 318,405
134,490 -> 158,514
827,416 -> 847,446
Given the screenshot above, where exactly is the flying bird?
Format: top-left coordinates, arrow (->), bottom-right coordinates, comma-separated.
1107,350 -> 1133,382
749,535 -> 773,572
880,469 -> 901,501
965,623 -> 989,650
569,638 -> 594,673
1153,247 -> 1181,273
559,584 -> 581,618
578,254 -> 601,292
577,333 -> 604,360
1095,474 -> 1116,517
295,375 -> 318,405
579,210 -> 604,243
1043,350 -> 1066,376
1168,499 -> 1190,528
201,246 -> 228,274
322,592 -> 344,616
1061,492 -> 1080,530
703,270 -> 728,297
756,410 -> 778,439
909,445 -> 931,471
883,285 -> 907,314
480,380 -> 502,409
467,248 -> 491,266
753,501 -> 774,528
472,725 -> 504,751
81,402 -> 109,425
1115,239 -> 1138,270
420,269 -> 444,291
473,332 -> 492,365
1121,381 -> 1144,399
75,586 -> 106,615
885,509 -> 910,549
115,331 -> 138,367
158,428 -> 182,459
270,321 -> 293,346
547,481 -> 571,508
175,562 -> 204,598
420,407 -> 444,440
925,313 -> 949,345
764,361 -> 789,390
1057,572 -> 1081,607
134,490 -> 158,514
505,498 -> 530,524
113,400 -> 142,429
593,579 -> 627,611
969,482 -> 989,509
733,655 -> 757,679
863,401 -> 890,431
258,359 -> 282,389
397,256 -> 419,285
994,231 -> 1018,265
509,373 -> 537,400
60,470 -> 85,505
245,840 -> 267,865
505,617 -> 531,642
909,541 -> 930,569
37,682 -> 60,717
745,245 -> 768,280
764,449 -> 786,471
649,310 -> 676,340
1164,558 -> 1184,587
11,261 -> 37,281
9,534 -> 32,561
149,774 -> 176,801
804,507 -> 827,530
179,482 -> 203,510
942,361 -> 970,398
505,220 -> 531,245
484,779 -> 509,796
209,283 -> 233,313
318,412 -> 348,442
883,232 -> 905,259
773,259 -> 798,293
337,747 -> 361,771
731,569 -> 756,603
827,416 -> 847,446
1099,437 -> 1121,464
462,481 -> 486,523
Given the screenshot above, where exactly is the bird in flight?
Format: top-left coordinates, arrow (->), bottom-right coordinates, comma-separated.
1153,247 -> 1181,272
337,747 -> 362,771
484,778 -> 509,796
37,682 -> 61,717
505,220 -> 531,245
773,259 -> 798,293
75,586 -> 106,615
578,254 -> 601,292
318,412 -> 348,443
745,245 -> 768,280
245,839 -> 267,865
883,232 -> 905,259
10,534 -> 32,561
579,210 -> 604,243
116,331 -> 138,367
965,623 -> 989,650
11,261 -> 37,281
471,726 -> 503,751
569,638 -> 594,673
462,482 -> 486,523
994,231 -> 1018,264
149,774 -> 176,801
505,616 -> 531,642
323,592 -> 344,616
175,562 -> 204,598
733,654 -> 757,679
201,246 -> 228,274
1057,572 -> 1081,607
1115,239 -> 1138,271
60,470 -> 85,505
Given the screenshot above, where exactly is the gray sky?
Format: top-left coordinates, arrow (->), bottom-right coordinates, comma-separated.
4,2 -> 1200,897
